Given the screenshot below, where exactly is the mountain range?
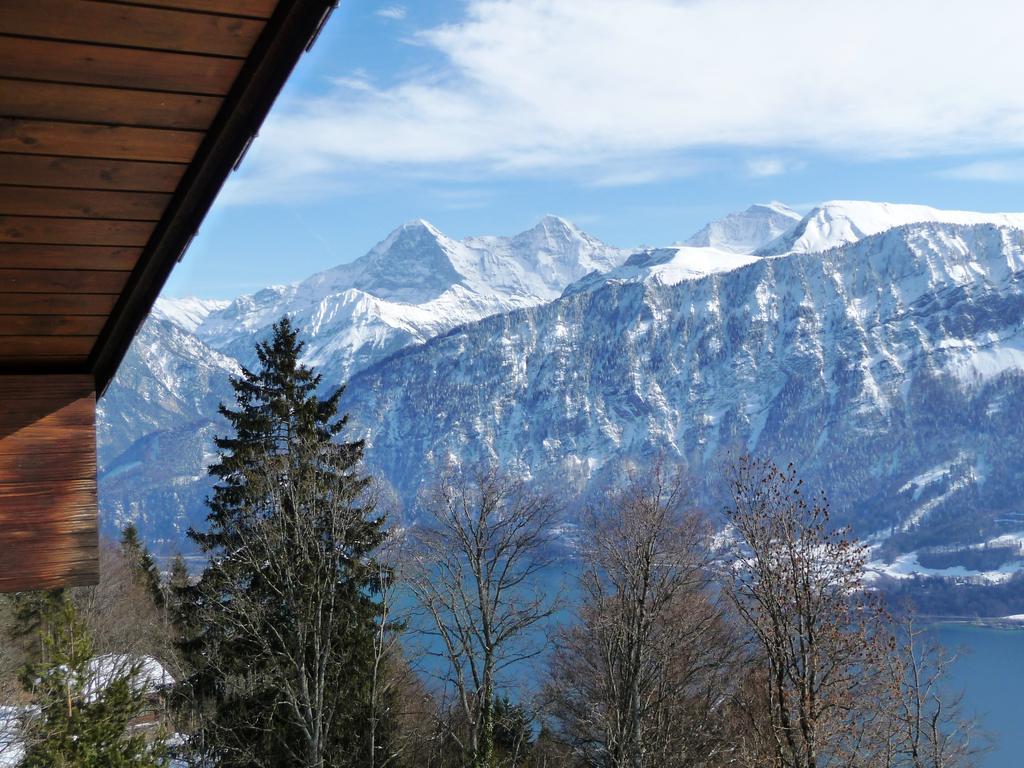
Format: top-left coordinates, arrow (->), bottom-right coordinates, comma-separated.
99,201 -> 1024,585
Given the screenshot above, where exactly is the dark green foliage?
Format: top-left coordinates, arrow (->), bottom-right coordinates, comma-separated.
121,523 -> 164,609
177,317 -> 388,767
8,590 -> 65,666
493,696 -> 534,764
19,594 -> 165,768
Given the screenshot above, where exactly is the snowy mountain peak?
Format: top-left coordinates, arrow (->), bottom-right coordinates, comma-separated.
301,219 -> 464,305
683,202 -> 801,254
564,245 -> 758,295
151,297 -> 230,332
757,200 -> 1024,256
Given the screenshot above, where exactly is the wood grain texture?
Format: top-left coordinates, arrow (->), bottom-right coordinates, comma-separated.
0,155 -> 186,193
0,216 -> 154,246
0,293 -> 120,315
0,119 -> 203,163
0,186 -> 170,221
0,244 -> 141,270
113,0 -> 278,19
0,337 -> 96,356
1,78 -> 222,130
0,36 -> 243,95
0,0 -> 264,58
0,375 -> 98,591
0,268 -> 130,293
0,316 -> 107,336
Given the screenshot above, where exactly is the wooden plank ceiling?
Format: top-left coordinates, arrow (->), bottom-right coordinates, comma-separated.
0,0 -> 336,591
0,0 -> 305,375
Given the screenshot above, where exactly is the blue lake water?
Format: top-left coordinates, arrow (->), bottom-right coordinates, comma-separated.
935,624 -> 1024,768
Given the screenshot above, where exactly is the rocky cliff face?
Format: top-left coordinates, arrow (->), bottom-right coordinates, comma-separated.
99,204 -> 1024,573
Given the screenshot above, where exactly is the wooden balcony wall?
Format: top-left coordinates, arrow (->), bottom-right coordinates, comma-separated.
0,375 -> 97,591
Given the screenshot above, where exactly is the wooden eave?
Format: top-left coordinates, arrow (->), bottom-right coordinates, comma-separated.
0,0 -> 336,591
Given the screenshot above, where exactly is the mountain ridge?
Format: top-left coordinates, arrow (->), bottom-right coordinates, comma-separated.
101,203 -> 1024,582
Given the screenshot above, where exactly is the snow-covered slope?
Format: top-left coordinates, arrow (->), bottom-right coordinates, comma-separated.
99,203 -> 1024,576
684,202 -> 801,253
151,297 -> 230,333
98,216 -> 628,541
565,246 -> 758,295
340,222 -> 1024,559
190,216 -> 628,383
758,201 -> 1024,256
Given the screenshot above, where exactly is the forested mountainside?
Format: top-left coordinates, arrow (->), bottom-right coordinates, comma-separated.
100,203 -> 1024,579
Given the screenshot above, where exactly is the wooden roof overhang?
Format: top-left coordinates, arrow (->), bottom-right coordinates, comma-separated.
0,0 -> 336,592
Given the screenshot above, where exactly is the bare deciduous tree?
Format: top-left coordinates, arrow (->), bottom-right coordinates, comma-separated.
543,465 -> 741,768
409,466 -> 561,768
723,457 -> 981,768
367,529 -> 438,768
723,457 -> 890,768
876,614 -> 984,768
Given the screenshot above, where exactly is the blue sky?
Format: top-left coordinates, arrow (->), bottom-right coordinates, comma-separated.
164,0 -> 1024,298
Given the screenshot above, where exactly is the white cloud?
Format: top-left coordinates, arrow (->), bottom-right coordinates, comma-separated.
937,160 -> 1024,182
376,5 -> 407,21
237,0 -> 1024,202
746,158 -> 785,178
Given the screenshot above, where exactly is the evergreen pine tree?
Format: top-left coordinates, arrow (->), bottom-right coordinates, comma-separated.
9,589 -> 64,665
19,594 -> 166,768
121,523 -> 164,609
178,317 -> 387,768
164,554 -> 190,625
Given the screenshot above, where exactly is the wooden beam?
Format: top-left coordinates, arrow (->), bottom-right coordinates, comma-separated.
0,36 -> 243,95
0,187 -> 170,221
0,293 -> 120,315
0,155 -> 186,193
1,78 -> 222,131
0,269 -> 130,294
0,0 -> 264,58
0,316 -> 107,336
0,119 -> 203,163
0,244 -> 141,271
0,216 -> 154,247
113,0 -> 279,19
0,375 -> 98,592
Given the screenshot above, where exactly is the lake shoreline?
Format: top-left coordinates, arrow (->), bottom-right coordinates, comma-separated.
926,615 -> 1024,631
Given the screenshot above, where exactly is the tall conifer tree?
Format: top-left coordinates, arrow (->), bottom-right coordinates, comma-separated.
178,317 -> 387,767
121,523 -> 163,609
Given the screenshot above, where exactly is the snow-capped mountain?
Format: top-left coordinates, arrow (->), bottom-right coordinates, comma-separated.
185,216 -> 628,383
757,200 -> 1024,256
683,202 -> 802,253
151,297 -> 230,333
98,202 -> 1024,579
339,221 -> 1024,560
98,216 -> 628,542
564,246 -> 758,295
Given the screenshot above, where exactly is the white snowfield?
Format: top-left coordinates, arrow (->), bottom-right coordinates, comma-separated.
156,201 -> 1024,386
758,200 -> 1024,256
152,297 -> 230,333
684,201 -> 802,254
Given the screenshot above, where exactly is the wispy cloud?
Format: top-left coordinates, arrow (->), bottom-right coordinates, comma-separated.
937,160 -> 1024,182
745,157 -> 806,178
234,0 -> 1024,203
376,5 -> 407,21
